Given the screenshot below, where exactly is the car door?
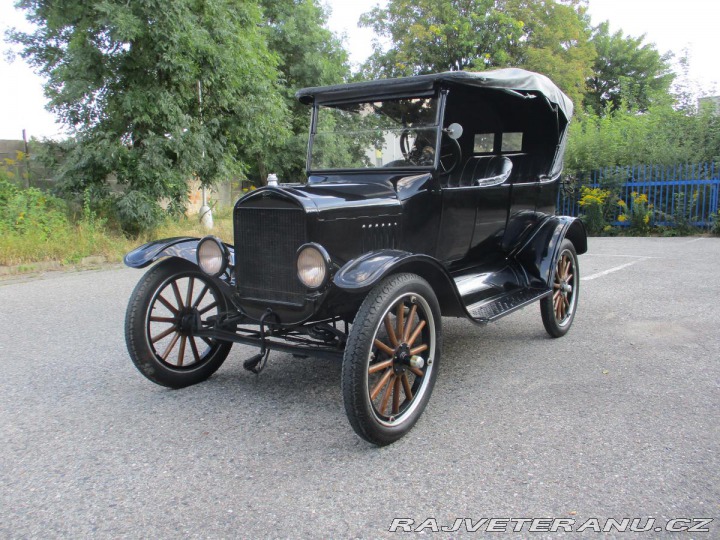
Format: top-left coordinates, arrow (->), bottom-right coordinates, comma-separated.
436,185 -> 480,263
436,155 -> 511,263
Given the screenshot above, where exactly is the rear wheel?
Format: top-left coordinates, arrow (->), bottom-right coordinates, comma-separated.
125,258 -> 232,388
541,239 -> 579,338
342,273 -> 441,446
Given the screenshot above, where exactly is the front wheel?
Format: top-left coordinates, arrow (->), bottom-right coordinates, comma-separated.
342,273 -> 441,446
540,239 -> 579,338
125,258 -> 233,388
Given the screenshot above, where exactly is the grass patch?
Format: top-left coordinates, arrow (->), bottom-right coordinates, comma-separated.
0,172 -> 240,271
0,200 -> 233,268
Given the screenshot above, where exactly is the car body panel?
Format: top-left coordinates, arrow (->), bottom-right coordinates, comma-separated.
124,237 -> 202,269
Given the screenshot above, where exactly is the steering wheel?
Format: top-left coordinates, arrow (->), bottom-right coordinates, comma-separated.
400,129 -> 435,166
438,135 -> 462,176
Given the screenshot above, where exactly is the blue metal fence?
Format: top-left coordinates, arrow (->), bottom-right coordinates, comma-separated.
557,163 -> 720,228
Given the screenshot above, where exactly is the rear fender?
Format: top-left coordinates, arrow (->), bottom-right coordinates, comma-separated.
514,216 -> 587,288
334,250 -> 466,317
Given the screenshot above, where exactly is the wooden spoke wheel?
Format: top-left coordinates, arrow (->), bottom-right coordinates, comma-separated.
343,273 -> 441,446
541,239 -> 579,338
125,259 -> 232,388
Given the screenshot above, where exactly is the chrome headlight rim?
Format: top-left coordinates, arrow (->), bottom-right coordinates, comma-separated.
197,235 -> 228,277
295,243 -> 331,290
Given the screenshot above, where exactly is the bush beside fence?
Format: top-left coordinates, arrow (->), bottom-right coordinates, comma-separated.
558,163 -> 720,232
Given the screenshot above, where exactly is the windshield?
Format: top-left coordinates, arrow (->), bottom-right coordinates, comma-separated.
310,97 -> 439,171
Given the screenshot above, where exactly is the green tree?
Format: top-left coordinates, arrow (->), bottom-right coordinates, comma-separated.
9,0 -> 288,232
358,0 -> 525,77
255,0 -> 349,182
584,21 -> 674,115
358,0 -> 595,104
501,0 -> 595,106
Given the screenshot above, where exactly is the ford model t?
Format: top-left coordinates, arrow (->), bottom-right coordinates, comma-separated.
124,68 -> 586,445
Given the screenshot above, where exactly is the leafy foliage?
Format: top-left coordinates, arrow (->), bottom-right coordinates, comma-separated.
9,0 -> 289,231
584,22 -> 674,115
0,178 -> 68,238
669,191 -> 699,235
253,0 -> 349,181
565,105 -> 720,174
359,0 -> 524,76
358,0 -> 594,105
577,186 -> 611,235
501,0 -> 596,106
617,192 -> 652,235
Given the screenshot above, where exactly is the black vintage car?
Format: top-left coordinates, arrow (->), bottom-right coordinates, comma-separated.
124,68 -> 586,445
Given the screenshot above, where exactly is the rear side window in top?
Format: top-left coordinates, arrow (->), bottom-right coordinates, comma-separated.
473,132 -> 524,154
473,133 -> 494,153
501,132 -> 523,152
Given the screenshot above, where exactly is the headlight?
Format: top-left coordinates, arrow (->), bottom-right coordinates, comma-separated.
197,236 -> 227,276
296,244 -> 329,289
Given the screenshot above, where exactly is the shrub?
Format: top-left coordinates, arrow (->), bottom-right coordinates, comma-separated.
0,179 -> 69,238
111,190 -> 165,236
578,186 -> 612,235
711,213 -> 720,236
671,191 -> 699,235
618,192 -> 653,235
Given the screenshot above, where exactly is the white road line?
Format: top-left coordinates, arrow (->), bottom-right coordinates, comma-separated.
584,253 -> 659,259
582,260 -> 643,281
682,237 -> 705,245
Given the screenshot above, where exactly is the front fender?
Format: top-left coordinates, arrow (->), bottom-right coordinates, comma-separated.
334,250 -> 466,317
515,216 -> 587,288
124,237 -> 200,268
124,236 -> 236,269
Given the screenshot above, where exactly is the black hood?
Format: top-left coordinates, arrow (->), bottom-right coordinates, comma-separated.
238,177 -> 403,221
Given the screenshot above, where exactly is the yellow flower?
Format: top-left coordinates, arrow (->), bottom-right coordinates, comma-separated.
618,200 -> 626,207
579,187 -> 610,208
643,214 -> 650,224
618,215 -> 627,222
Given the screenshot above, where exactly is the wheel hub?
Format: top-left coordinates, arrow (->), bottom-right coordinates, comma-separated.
179,309 -> 200,334
393,343 -> 411,374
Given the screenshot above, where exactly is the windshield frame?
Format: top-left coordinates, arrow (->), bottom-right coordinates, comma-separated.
306,90 -> 447,175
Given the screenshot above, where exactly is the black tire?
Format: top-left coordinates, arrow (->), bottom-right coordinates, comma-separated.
125,258 -> 232,388
541,239 -> 579,338
342,273 -> 441,446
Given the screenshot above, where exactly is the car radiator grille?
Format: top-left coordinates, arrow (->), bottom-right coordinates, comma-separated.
235,206 -> 307,305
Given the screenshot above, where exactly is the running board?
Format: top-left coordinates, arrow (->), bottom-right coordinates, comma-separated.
466,288 -> 551,324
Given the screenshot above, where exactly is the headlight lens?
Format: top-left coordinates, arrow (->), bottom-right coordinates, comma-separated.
297,244 -> 328,289
197,236 -> 227,276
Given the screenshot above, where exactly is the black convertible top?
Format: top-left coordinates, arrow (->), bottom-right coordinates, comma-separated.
296,68 -> 573,121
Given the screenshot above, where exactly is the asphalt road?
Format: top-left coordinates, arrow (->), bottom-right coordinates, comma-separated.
1,237 -> 718,538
